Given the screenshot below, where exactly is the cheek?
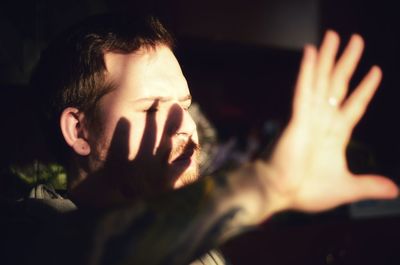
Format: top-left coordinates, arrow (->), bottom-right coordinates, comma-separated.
192,130 -> 199,145
126,113 -> 168,160
145,111 -> 179,157
153,113 -> 172,152
96,110 -> 146,161
126,116 -> 147,160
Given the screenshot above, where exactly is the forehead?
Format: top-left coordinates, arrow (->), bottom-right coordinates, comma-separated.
104,45 -> 190,99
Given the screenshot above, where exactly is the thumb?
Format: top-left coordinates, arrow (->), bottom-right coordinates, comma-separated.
346,175 -> 399,202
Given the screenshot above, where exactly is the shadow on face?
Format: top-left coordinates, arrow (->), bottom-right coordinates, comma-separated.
72,102 -> 200,207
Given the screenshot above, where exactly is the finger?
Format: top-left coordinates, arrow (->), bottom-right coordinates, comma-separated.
293,45 -> 317,117
330,34 -> 365,104
105,117 -> 130,165
137,100 -> 158,157
314,30 -> 340,100
155,105 -> 186,188
155,104 -> 183,158
344,175 -> 399,202
165,104 -> 184,136
342,66 -> 382,129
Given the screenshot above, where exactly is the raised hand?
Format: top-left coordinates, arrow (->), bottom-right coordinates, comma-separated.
262,30 -> 398,214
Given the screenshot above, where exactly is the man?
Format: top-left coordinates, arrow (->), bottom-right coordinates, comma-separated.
3,13 -> 398,265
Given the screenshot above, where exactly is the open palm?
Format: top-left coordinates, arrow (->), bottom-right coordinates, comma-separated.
265,31 -> 398,213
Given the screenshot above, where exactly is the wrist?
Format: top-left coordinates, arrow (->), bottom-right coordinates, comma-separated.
220,160 -> 291,226
252,160 -> 292,218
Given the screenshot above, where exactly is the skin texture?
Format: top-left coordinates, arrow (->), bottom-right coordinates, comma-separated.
62,45 -> 200,206
64,31 -> 398,214
98,46 -> 200,188
31,30 -> 399,265
263,31 -> 399,215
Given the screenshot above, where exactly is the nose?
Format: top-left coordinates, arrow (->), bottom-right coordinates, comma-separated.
168,103 -> 197,140
176,107 -> 197,138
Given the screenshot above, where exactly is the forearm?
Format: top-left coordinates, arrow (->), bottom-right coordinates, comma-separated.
86,161 -> 279,265
14,161 -> 279,265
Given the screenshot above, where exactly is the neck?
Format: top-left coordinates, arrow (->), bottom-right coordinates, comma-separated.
67,165 -> 129,209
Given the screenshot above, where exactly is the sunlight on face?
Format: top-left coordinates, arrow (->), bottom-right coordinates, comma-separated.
90,45 -> 200,196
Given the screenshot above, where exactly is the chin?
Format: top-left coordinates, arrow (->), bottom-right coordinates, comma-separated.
172,166 -> 200,189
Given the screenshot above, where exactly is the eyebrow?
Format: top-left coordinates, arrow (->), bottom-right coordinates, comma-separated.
132,95 -> 192,103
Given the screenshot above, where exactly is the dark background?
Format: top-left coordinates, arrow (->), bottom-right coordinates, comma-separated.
1,0 -> 400,264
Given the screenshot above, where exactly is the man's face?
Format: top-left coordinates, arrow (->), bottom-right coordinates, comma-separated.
87,45 -> 199,197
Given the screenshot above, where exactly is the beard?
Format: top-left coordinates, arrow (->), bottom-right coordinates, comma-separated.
89,133 -> 201,197
167,138 -> 201,189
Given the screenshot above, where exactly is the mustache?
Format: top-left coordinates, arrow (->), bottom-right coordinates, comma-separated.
169,138 -> 200,163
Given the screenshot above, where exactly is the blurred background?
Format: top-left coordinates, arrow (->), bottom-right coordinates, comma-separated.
1,0 -> 400,264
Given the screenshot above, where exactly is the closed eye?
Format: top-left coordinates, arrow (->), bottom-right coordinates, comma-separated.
143,99 -> 160,114
144,106 -> 159,113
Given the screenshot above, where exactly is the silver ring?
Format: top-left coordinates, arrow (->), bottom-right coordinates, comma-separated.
328,97 -> 338,107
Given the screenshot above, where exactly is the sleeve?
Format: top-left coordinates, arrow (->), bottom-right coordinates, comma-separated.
10,166 -> 270,265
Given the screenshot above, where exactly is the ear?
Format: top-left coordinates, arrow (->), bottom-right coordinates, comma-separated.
60,107 -> 91,156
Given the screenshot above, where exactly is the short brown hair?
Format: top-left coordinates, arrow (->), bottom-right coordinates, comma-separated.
30,13 -> 174,165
